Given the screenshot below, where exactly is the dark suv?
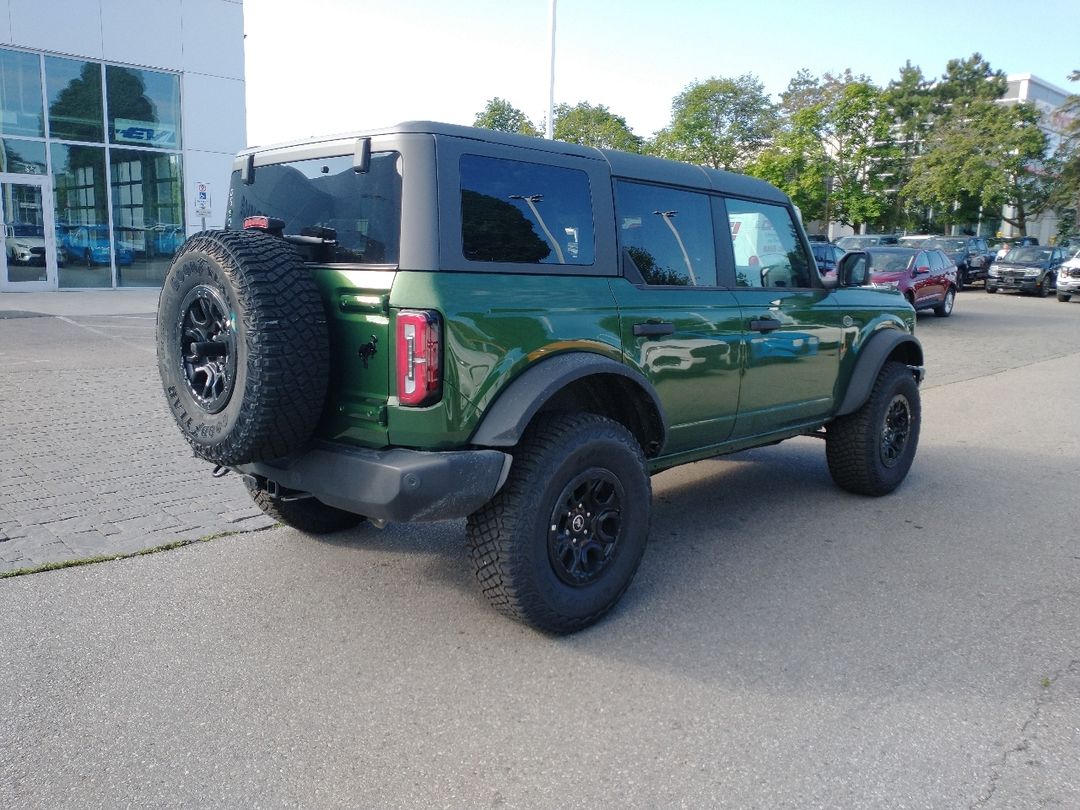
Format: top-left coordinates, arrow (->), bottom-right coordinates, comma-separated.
922,236 -> 991,289
157,122 -> 924,633
986,245 -> 1065,296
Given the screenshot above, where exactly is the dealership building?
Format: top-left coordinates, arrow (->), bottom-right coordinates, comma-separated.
0,0 -> 245,291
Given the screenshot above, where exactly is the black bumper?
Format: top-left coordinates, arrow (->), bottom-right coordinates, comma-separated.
238,444 -> 512,524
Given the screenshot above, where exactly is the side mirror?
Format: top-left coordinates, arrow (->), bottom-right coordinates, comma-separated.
914,265 -> 930,275
837,252 -> 870,287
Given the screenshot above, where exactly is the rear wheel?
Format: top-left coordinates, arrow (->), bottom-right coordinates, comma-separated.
933,287 -> 955,317
1058,293 -> 1072,302
466,413 -> 651,634
826,362 -> 921,496
244,478 -> 365,534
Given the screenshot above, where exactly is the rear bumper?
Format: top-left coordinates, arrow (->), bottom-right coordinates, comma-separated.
238,443 -> 512,524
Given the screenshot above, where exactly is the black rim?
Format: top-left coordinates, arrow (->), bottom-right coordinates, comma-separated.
880,394 -> 912,468
177,285 -> 236,414
548,468 -> 624,587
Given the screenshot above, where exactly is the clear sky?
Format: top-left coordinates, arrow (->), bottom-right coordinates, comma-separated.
243,0 -> 1080,148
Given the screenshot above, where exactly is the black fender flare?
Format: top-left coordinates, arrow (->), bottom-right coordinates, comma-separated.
469,352 -> 667,452
836,330 -> 924,416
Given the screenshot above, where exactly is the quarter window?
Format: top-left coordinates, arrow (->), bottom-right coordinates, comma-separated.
725,199 -> 811,288
615,180 -> 716,286
459,155 -> 594,265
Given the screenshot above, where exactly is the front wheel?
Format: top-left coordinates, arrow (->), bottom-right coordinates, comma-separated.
933,287 -> 955,317
826,362 -> 921,496
1038,275 -> 1052,297
466,413 -> 651,634
1058,292 -> 1072,302
986,285 -> 998,294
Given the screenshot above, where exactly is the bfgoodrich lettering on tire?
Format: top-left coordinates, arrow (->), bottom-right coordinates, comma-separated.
156,230 -> 329,466
825,361 -> 921,496
466,413 -> 651,634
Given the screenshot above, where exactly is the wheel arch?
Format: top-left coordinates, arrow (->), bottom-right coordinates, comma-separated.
469,352 -> 667,457
836,329 -> 924,417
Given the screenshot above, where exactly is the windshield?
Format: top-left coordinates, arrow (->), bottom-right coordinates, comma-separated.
836,236 -> 880,249
1005,247 -> 1051,263
867,250 -> 915,273
926,238 -> 966,252
226,151 -> 402,264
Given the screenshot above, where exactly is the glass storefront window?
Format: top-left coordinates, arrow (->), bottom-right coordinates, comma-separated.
110,149 -> 184,287
106,66 -> 181,150
51,143 -> 111,288
45,57 -> 104,143
1,138 -> 48,174
0,48 -> 44,138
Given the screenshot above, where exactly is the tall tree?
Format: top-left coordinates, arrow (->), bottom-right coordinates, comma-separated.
747,104 -> 830,223
651,74 -> 778,171
473,98 -> 539,136
553,102 -> 642,152
905,55 -> 1047,233
1047,70 -> 1080,236
883,61 -> 935,230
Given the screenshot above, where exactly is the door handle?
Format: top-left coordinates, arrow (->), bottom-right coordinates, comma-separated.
633,321 -> 675,337
749,318 -> 782,333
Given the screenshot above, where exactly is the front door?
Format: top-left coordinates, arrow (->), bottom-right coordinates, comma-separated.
1,175 -> 58,291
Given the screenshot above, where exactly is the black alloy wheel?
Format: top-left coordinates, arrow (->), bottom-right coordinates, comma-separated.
178,285 -> 236,414
548,469 -> 624,587
879,393 -> 913,469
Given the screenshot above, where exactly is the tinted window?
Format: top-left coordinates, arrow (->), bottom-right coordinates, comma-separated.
460,154 -> 594,265
45,57 -> 103,142
106,65 -> 181,149
226,152 -> 402,265
0,48 -> 44,138
726,198 -> 811,288
615,180 -> 715,286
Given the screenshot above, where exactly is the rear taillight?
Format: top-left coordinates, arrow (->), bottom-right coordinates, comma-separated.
396,310 -> 442,407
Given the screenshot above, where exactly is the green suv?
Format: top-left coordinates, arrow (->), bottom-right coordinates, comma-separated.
157,122 -> 924,633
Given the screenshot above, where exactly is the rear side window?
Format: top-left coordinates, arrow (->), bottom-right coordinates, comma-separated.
459,155 -> 594,265
725,199 -> 811,288
614,180 -> 716,286
226,152 -> 401,264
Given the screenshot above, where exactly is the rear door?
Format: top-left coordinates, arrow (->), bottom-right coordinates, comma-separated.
608,180 -> 743,453
720,197 -> 843,437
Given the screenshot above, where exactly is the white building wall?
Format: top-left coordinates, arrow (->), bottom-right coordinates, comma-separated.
1,0 -> 246,233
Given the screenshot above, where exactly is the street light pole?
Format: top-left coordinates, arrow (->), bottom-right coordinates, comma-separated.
546,0 -> 556,139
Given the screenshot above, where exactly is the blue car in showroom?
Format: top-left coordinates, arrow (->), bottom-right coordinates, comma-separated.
57,224 -> 134,266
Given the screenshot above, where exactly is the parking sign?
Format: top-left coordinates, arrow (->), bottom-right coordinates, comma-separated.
195,182 -> 212,217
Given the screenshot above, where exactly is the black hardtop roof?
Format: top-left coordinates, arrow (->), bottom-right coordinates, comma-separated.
243,120 -> 788,204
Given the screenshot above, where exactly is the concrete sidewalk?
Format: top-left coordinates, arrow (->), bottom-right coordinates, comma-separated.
1,288 -> 274,573
0,287 -> 162,317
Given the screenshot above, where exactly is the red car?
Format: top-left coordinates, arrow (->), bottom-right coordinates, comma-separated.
864,246 -> 958,317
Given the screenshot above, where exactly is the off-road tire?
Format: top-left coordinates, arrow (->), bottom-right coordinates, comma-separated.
157,230 -> 329,466
826,361 -> 921,496
1058,293 -> 1072,302
466,413 -> 651,634
933,287 -> 955,317
244,478 -> 365,534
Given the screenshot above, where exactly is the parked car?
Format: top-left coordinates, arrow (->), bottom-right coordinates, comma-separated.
836,234 -> 899,250
805,233 -> 831,243
154,121 -> 925,634
57,224 -> 134,266
921,236 -> 992,289
1054,248 -> 1080,302
855,246 -> 958,316
810,241 -> 845,275
4,224 -> 47,266
986,245 -> 1065,296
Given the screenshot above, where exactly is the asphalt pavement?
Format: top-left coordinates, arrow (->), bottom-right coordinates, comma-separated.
1,287 -> 1078,808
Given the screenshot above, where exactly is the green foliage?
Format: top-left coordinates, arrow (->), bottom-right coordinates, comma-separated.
474,98 -> 540,137
652,74 -> 778,170
553,102 -> 642,152
747,105 -> 830,222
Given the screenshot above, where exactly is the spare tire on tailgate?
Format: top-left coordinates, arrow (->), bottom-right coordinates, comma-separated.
156,229 -> 329,466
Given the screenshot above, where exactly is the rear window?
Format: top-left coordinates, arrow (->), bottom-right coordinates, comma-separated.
459,154 -> 594,265
225,151 -> 402,264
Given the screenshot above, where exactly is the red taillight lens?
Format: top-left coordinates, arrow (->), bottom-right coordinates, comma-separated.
396,310 -> 442,407
243,215 -> 270,230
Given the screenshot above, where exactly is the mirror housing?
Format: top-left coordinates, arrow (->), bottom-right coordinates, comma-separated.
837,251 -> 871,287
353,137 -> 371,174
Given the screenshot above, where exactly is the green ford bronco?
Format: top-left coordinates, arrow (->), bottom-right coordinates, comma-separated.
157,122 -> 924,633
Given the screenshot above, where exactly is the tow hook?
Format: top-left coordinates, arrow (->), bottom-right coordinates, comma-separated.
212,465 -> 231,478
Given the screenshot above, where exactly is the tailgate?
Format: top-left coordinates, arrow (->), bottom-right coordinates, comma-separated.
311,267 -> 395,448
